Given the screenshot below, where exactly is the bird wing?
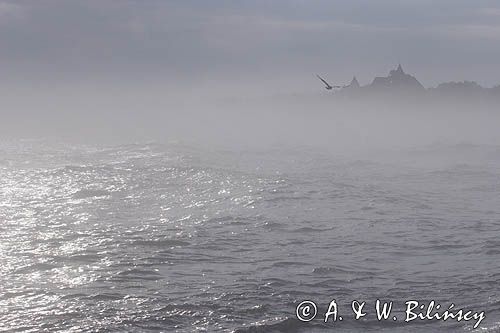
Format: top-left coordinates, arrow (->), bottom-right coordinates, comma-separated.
316,75 -> 332,88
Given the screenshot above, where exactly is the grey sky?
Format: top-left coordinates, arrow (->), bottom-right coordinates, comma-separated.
1,0 -> 500,92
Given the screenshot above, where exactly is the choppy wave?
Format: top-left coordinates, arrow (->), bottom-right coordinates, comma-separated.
1,141 -> 500,332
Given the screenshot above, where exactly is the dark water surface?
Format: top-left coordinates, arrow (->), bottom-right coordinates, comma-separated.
1,141 -> 500,332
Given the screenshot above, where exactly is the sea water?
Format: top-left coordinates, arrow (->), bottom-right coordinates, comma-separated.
1,140 -> 499,332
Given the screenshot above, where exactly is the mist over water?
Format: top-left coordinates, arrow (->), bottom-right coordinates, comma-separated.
3,79 -> 500,150
2,1 -> 500,331
3,81 -> 500,333
2,110 -> 500,332
3,75 -> 500,333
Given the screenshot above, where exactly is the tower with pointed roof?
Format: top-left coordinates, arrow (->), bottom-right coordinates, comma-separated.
369,64 -> 425,92
349,76 -> 360,89
390,64 -> 405,77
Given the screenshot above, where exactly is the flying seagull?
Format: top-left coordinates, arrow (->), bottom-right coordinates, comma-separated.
316,74 -> 333,90
316,75 -> 344,90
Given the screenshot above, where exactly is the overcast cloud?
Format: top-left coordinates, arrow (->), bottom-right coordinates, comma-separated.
1,0 -> 500,90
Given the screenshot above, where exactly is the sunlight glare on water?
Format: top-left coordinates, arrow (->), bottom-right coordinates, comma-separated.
1,141 -> 500,332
